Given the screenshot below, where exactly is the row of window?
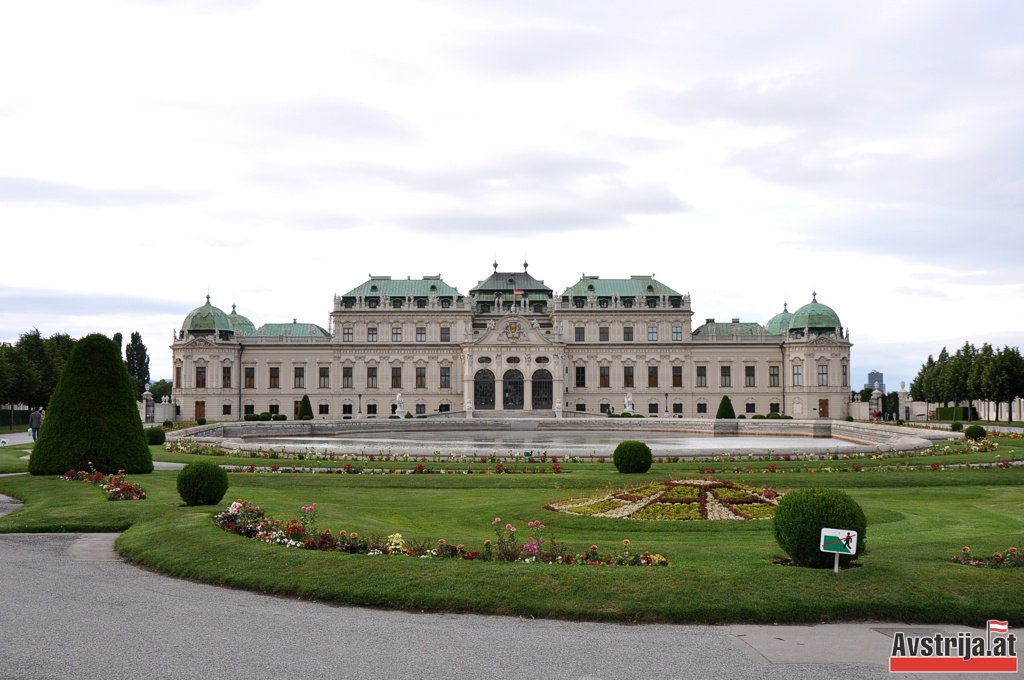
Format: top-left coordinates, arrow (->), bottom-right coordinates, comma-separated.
572,363 -> 848,389
201,400 -> 451,418
187,362 -> 848,391
585,402 -> 784,415
340,326 -> 452,343
574,325 -> 684,342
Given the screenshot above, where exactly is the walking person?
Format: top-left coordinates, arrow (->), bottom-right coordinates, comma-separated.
28,407 -> 43,442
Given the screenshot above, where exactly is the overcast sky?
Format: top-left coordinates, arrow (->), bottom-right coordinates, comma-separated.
2,1 -> 1022,388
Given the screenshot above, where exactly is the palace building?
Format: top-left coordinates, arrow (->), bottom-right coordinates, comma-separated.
171,263 -> 852,421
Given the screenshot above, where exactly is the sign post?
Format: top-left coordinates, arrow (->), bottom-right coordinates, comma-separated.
820,528 -> 858,574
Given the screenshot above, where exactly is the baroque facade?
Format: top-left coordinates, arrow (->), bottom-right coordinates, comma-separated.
171,264 -> 852,421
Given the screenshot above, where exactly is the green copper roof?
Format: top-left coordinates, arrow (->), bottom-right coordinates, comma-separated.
182,296 -> 233,333
692,321 -> 766,337
765,303 -> 793,335
228,304 -> 256,335
257,322 -> 331,338
561,276 -> 681,298
342,276 -> 463,298
790,293 -> 842,330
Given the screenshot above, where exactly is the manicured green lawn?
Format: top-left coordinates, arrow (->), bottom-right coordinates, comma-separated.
0,439 -> 1021,626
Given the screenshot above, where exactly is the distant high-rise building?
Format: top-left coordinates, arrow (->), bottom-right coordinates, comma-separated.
865,370 -> 885,393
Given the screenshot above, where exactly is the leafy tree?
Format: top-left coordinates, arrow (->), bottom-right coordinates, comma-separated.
29,333 -> 153,475
988,346 -> 1024,423
942,343 -> 976,418
715,395 -> 735,419
933,347 -> 951,406
45,333 -> 77,378
125,332 -> 151,400
112,332 -> 123,356
150,379 -> 172,403
969,343 -> 995,410
16,329 -> 57,408
858,387 -> 874,403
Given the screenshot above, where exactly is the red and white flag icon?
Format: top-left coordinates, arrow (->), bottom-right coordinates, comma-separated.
989,620 -> 1009,635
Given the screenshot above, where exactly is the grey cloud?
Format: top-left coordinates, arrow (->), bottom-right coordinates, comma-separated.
0,176 -> 190,207
453,26 -> 627,77
407,208 -> 628,234
266,99 -> 418,142
0,287 -> 185,318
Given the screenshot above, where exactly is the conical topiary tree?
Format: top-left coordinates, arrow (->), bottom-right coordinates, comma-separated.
29,333 -> 153,475
298,394 -> 314,420
715,395 -> 736,419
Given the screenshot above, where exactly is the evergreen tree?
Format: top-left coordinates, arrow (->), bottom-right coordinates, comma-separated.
942,342 -> 976,419
715,395 -> 735,419
112,332 -> 123,356
969,343 -> 995,414
16,329 -> 57,408
29,333 -> 153,476
298,394 -> 314,420
125,332 -> 151,400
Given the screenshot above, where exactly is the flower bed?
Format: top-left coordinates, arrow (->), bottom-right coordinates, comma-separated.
59,464 -> 147,501
545,479 -> 781,521
951,546 -> 1022,569
212,501 -> 667,566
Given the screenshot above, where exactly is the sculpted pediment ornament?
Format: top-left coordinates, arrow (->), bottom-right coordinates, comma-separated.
184,336 -> 215,348
811,336 -> 838,346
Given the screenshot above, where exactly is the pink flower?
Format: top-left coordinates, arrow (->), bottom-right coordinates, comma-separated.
590,545 -> 598,552
506,524 -> 516,532
962,546 -> 970,553
622,539 -> 630,547
492,517 -> 501,524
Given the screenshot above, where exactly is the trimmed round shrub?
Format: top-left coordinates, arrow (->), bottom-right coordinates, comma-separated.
752,414 -> 766,419
145,426 -> 166,445
258,412 -> 271,421
737,414 -> 746,419
243,414 -> 258,421
271,414 -> 287,421
29,333 -> 153,476
176,461 -> 229,506
844,415 -> 854,422
613,440 -> 653,474
196,417 -> 207,426
766,412 -> 781,419
964,424 -> 986,441
773,488 -> 867,568
162,420 -> 173,428
950,421 -> 963,432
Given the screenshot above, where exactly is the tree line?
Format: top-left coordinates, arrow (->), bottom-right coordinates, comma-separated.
909,342 -> 1024,422
0,329 -> 160,415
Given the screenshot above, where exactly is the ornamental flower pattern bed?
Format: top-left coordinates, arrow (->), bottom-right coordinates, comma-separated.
545,478 -> 781,521
59,465 -> 147,501
213,501 -> 667,567
951,545 -> 1023,569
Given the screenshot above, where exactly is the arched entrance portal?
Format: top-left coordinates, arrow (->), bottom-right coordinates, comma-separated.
503,369 -> 524,409
531,369 -> 552,409
474,370 -> 495,410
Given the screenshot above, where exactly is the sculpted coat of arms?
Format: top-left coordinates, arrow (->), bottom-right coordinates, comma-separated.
501,319 -> 524,343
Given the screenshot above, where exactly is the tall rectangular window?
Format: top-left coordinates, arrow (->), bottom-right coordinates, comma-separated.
623,326 -> 633,342
175,366 -> 182,387
416,327 -> 426,342
416,367 -> 426,389
575,327 -> 585,342
745,366 -> 755,387
269,404 -> 279,415
244,404 -> 254,415
195,366 -> 206,388
367,327 -> 377,342
575,366 -> 586,388
294,367 -> 305,389
599,327 -> 609,342
842,364 -> 848,387
599,366 -> 610,388
440,327 -> 450,343
793,365 -> 802,386
720,366 -> 731,387
269,367 -> 280,389
342,327 -> 353,342
672,326 -> 682,341
648,366 -> 659,388
366,367 -> 377,389
672,366 -> 682,387
244,367 -> 254,389
319,367 -> 330,389
392,327 -> 402,342
648,326 -> 658,341
623,366 -> 634,388
343,367 -> 353,388
818,364 -> 829,386
440,366 -> 451,388
366,404 -> 377,415
696,366 -> 707,387
222,366 -> 231,389
769,366 -> 780,387
392,366 -> 402,389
